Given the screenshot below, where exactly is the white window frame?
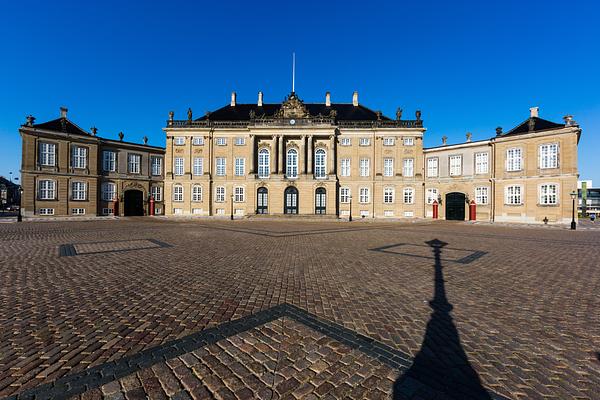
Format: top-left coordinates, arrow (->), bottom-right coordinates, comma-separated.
506,148 -> 522,172
173,185 -> 183,202
426,188 -> 439,204
539,143 -> 558,169
258,148 -> 270,178
403,188 -> 415,204
103,151 -> 116,172
71,181 -> 87,201
234,186 -> 245,202
174,157 -> 184,176
38,180 -> 56,200
215,137 -> 227,146
128,154 -> 141,174
235,158 -> 245,176
286,148 -> 298,178
340,138 -> 351,146
427,157 -> 438,177
216,157 -> 226,176
174,137 -> 185,146
383,137 -> 395,146
39,208 -> 54,215
359,138 -> 370,146
102,182 -> 116,201
193,157 -> 204,176
340,158 -> 351,177
403,158 -> 414,177
215,186 -> 225,202
383,158 -> 394,177
449,155 -> 462,176
151,186 -> 162,202
383,187 -> 395,204
359,187 -> 370,203
475,152 -> 489,174
505,185 -> 523,205
340,187 -> 350,203
539,184 -> 558,205
359,158 -> 370,177
71,146 -> 87,169
39,142 -> 56,166
475,187 -> 489,205
72,208 -> 85,215
403,137 -> 414,146
151,156 -> 162,176
314,149 -> 326,178
192,185 -> 203,202
235,137 -> 246,146
192,136 -> 204,146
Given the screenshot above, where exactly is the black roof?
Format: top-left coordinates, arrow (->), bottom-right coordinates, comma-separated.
502,116 -> 564,137
31,117 -> 90,136
197,103 -> 391,121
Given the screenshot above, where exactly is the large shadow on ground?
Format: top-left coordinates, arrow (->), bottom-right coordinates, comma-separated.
393,239 -> 493,399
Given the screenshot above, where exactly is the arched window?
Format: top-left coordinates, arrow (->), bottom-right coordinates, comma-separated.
192,185 -> 202,202
286,148 -> 298,178
258,148 -> 270,178
314,149 -> 326,178
173,185 -> 183,202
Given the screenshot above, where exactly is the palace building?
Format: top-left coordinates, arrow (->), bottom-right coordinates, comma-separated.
19,92 -> 581,224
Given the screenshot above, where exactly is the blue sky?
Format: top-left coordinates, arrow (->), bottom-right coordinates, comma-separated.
1,0 -> 598,184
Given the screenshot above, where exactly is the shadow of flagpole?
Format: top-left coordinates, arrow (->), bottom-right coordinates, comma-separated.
393,239 -> 493,399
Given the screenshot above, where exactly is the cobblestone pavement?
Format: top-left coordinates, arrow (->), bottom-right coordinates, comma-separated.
1,218 -> 599,399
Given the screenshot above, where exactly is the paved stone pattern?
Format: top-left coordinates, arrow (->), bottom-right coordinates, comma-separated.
1,219 -> 600,399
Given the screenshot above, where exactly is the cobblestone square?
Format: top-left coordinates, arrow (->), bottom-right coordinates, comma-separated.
1,219 -> 599,399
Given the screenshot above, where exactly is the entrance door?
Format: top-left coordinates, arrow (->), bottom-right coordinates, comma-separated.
257,187 -> 268,214
124,190 -> 144,216
315,188 -> 326,214
284,187 -> 298,214
445,192 -> 465,220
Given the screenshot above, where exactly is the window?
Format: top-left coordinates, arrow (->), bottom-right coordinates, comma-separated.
383,137 -> 395,146
192,208 -> 203,214
475,187 -> 489,205
38,180 -> 55,200
383,158 -> 394,177
340,138 -> 351,146
234,186 -> 245,202
151,156 -> 162,176
174,137 -> 185,145
449,155 -> 462,176
540,144 -> 558,169
403,188 -> 415,204
215,186 -> 225,202
151,186 -> 162,202
403,137 -> 414,146
340,159 -> 351,177
192,137 -> 204,146
384,210 -> 394,217
286,148 -> 298,178
235,137 -> 246,146
426,188 -> 439,204
128,154 -> 141,174
235,158 -> 245,176
427,158 -> 438,177
192,185 -> 203,202
174,208 -> 183,215
340,187 -> 350,203
359,187 -> 370,203
102,208 -> 114,216
403,159 -> 414,177
71,181 -> 86,201
174,157 -> 184,176
359,158 -> 370,177
258,148 -> 270,178
540,184 -> 558,205
216,137 -> 227,146
360,210 -> 369,217
216,157 -> 226,176
506,185 -> 522,205
314,149 -> 326,178
193,157 -> 203,176
39,208 -> 54,215
173,185 -> 183,202
404,211 -> 414,217
102,151 -> 116,172
39,143 -> 56,166
102,182 -> 116,201
383,187 -> 394,204
359,138 -> 370,146
71,146 -> 87,169
216,208 -> 225,215
506,148 -> 522,171
72,208 -> 85,215
475,152 -> 489,174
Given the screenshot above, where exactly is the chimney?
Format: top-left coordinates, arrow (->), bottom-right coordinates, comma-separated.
230,91 -> 237,107
60,107 -> 68,118
466,132 -> 472,142
257,91 -> 263,107
442,136 -> 447,146
530,106 -> 539,118
325,91 -> 331,107
352,91 -> 358,106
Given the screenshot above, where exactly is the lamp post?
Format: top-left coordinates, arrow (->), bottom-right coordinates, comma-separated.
348,195 -> 353,222
230,194 -> 234,221
17,187 -> 23,222
570,190 -> 577,230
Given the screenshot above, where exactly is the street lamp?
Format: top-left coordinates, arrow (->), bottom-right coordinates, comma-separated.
230,193 -> 234,221
17,187 -> 23,222
570,190 -> 577,230
348,195 -> 353,222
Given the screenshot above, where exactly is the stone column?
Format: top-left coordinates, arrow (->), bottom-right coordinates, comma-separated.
300,135 -> 306,175
278,135 -> 284,174
307,136 -> 313,175
329,135 -> 336,175
249,135 -> 255,174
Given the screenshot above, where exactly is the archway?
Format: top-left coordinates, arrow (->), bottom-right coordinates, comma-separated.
124,190 -> 144,216
315,187 -> 326,214
445,192 -> 465,221
257,187 -> 268,214
284,187 -> 298,214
